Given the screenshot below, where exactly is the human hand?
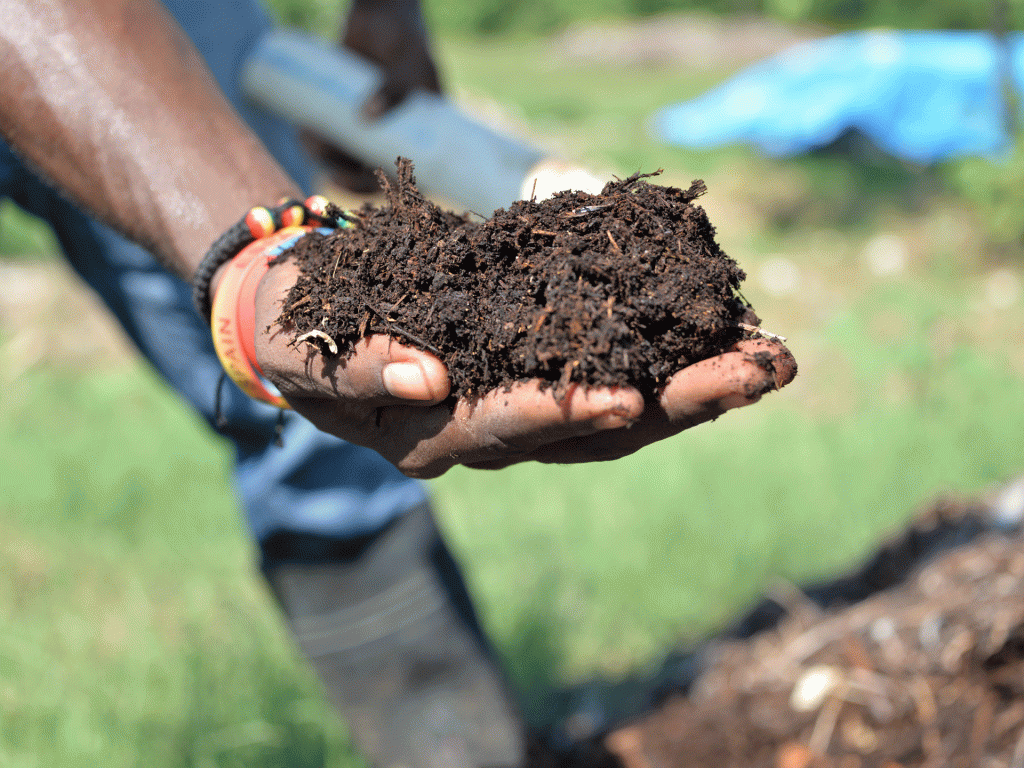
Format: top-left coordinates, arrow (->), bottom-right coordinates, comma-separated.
255,260 -> 796,478
462,337 -> 798,470
341,0 -> 442,119
301,0 -> 442,192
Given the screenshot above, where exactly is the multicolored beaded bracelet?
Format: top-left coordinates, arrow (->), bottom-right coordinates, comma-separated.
192,194 -> 345,323
194,195 -> 347,416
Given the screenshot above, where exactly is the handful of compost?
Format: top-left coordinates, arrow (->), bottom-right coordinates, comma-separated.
277,159 -> 783,402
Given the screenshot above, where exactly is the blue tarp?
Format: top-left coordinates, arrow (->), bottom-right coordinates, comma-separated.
653,31 -> 1024,164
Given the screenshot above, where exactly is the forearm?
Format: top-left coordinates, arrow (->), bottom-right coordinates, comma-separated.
0,0 -> 299,280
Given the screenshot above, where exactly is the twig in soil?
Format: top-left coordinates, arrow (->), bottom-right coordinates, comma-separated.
1011,724 -> 1024,767
607,231 -> 623,255
993,702 -> 1024,740
766,578 -> 820,620
808,691 -> 845,755
984,608 -> 1016,656
389,293 -> 409,316
969,694 -> 995,767
912,676 -> 944,767
295,329 -> 339,355
363,301 -> 443,356
940,627 -> 974,672
739,323 -> 788,343
532,307 -> 553,333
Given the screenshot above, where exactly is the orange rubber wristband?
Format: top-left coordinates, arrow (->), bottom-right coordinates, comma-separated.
210,226 -> 312,409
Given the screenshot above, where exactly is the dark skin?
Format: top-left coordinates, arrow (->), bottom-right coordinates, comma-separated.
0,0 -> 796,479
342,0 -> 442,119
304,0 -> 443,191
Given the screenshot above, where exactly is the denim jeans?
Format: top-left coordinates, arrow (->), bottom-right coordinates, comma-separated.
0,0 -> 428,556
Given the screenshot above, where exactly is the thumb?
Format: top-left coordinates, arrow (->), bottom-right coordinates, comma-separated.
366,335 -> 451,404
255,261 -> 451,407
276,333 -> 451,408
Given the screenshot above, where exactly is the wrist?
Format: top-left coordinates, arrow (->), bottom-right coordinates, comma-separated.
198,196 -> 348,409
193,196 -> 341,323
209,229 -> 299,409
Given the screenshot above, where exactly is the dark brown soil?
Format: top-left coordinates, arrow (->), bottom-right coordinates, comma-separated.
604,508 -> 1024,768
277,159 -> 755,400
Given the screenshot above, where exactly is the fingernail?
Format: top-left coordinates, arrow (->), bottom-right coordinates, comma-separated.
382,362 -> 431,400
594,408 -> 638,430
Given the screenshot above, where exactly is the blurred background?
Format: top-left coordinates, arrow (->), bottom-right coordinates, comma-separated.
1,0 -> 1023,765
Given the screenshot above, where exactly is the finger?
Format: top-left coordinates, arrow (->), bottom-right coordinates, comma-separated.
361,55 -> 443,120
296,130 -> 381,193
280,333 -> 451,407
663,338 -> 796,421
386,381 -> 646,477
360,78 -> 405,121
468,340 -> 797,468
730,337 -> 798,389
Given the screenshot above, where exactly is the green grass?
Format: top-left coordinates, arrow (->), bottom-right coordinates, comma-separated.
0,366 -> 366,768
2,24 -> 1023,768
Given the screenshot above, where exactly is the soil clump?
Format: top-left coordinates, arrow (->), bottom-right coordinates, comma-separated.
277,159 -> 756,400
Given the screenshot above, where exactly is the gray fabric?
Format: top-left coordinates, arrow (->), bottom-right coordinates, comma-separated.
267,504 -> 526,768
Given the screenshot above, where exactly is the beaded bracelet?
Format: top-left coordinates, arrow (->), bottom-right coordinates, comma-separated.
196,195 -> 347,410
209,227 -> 305,409
192,194 -> 344,323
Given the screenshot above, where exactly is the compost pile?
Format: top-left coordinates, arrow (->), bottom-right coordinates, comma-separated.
605,516 -> 1024,768
278,159 -> 754,400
